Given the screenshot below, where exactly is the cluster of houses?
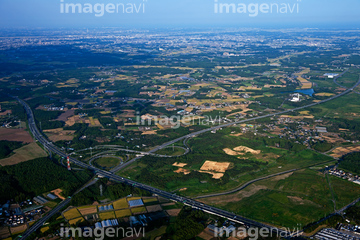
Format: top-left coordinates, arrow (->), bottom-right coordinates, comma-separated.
328,167 -> 360,185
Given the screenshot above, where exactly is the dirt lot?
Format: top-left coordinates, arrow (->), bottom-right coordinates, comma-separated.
223,146 -> 261,156
174,168 -> 190,175
172,162 -> 187,167
0,128 -> 33,143
199,170 -> 224,179
44,128 -> 75,142
51,189 -> 65,200
233,146 -> 261,154
0,142 -> 48,166
200,160 -> 230,173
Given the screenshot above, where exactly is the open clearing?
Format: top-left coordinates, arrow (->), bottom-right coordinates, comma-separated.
44,128 -> 75,142
0,128 -> 33,143
172,162 -> 187,167
174,168 -> 191,175
200,160 -> 230,173
51,188 -> 65,200
223,146 -> 261,156
199,170 -> 224,179
0,142 -> 48,166
233,146 -> 261,154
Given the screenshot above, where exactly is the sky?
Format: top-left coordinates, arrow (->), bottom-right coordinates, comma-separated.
0,0 -> 359,29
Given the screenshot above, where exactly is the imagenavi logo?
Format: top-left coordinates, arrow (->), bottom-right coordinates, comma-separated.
214,0 -> 301,17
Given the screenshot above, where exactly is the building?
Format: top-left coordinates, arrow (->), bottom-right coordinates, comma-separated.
290,93 -> 301,102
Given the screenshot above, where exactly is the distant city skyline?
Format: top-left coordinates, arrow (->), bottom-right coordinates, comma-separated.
0,0 -> 359,28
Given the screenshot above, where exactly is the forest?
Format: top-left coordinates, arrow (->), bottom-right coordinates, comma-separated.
0,157 -> 93,202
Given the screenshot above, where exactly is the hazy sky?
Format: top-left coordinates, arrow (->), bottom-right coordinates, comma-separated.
0,0 -> 359,28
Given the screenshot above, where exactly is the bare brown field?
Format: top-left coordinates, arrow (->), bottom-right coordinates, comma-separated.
174,168 -> 190,175
172,162 -> 187,167
78,206 -> 98,216
51,189 -> 65,200
0,142 -> 48,166
0,110 -> 12,116
200,161 -> 230,173
0,128 -> 33,143
44,128 -> 75,142
146,205 -> 162,213
56,109 -> 74,121
10,224 -> 27,235
166,209 -> 181,217
233,146 -> 261,154
295,68 -> 312,89
223,146 -> 261,156
331,145 -> 360,158
271,172 -> 293,181
199,170 -> 224,179
223,148 -> 239,156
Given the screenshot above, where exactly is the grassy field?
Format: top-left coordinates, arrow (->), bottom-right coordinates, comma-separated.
113,198 -> 129,209
94,157 -> 121,170
131,207 -> 147,214
63,208 -> 81,220
337,69 -> 360,88
0,142 -> 47,166
307,93 -> 360,120
69,217 -> 85,225
121,129 -> 334,197
201,169 -> 360,229
99,211 -> 116,220
115,209 -> 132,218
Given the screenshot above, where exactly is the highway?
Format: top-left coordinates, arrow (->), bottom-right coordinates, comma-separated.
15,97 -> 291,238
14,70 -> 360,239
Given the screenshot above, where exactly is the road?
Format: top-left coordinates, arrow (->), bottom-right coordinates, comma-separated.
110,69 -> 360,173
14,70 -> 360,239
16,97 -> 292,238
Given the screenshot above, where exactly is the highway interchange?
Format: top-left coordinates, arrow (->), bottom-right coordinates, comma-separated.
15,70 -> 360,239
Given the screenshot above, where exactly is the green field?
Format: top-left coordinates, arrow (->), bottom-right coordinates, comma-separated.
154,147 -> 186,156
94,157 -> 121,170
201,169 -> 360,228
121,129 -> 334,197
337,69 -> 360,88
